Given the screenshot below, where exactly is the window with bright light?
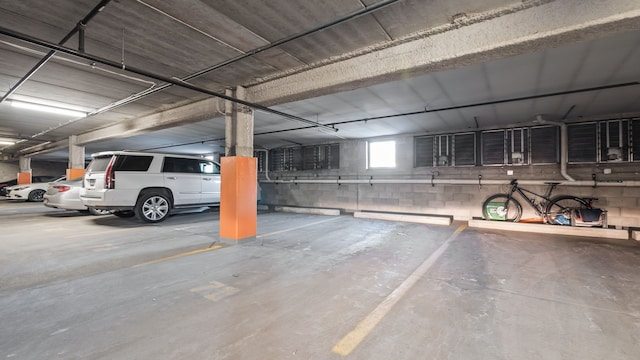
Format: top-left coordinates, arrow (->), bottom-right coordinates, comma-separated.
368,140 -> 396,168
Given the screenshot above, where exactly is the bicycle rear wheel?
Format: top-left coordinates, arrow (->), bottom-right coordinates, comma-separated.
545,195 -> 590,225
482,194 -> 522,222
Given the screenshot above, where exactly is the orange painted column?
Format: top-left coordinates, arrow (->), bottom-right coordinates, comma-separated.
220,156 -> 257,241
67,168 -> 85,180
17,172 -> 32,184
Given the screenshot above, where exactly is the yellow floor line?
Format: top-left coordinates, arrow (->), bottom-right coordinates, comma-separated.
256,216 -> 341,238
131,245 -> 223,268
332,224 -> 467,356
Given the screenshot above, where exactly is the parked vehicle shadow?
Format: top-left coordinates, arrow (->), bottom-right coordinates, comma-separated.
44,211 -> 94,218
89,207 -> 221,228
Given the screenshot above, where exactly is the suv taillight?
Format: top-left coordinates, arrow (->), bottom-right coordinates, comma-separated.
105,156 -> 116,189
53,185 -> 71,192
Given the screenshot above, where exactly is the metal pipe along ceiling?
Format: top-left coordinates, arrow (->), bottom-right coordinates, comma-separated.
100,0 -> 402,111
26,0 -> 401,139
262,178 -> 640,187
330,82 -> 640,127
0,26 -> 337,132
0,0 -> 112,104
242,82 -> 640,138
132,97 -> 640,153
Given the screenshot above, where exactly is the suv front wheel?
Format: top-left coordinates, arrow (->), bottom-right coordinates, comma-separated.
135,190 -> 171,223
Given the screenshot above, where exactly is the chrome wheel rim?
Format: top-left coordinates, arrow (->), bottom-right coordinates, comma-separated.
31,190 -> 45,201
142,196 -> 169,221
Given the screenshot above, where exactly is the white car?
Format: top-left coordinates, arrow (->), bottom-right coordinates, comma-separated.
43,178 -> 111,215
80,151 -> 222,223
5,176 -> 66,202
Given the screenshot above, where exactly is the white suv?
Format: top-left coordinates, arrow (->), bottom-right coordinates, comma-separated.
80,151 -> 221,223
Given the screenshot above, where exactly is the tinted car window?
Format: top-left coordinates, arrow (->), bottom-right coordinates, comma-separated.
32,176 -> 57,183
1,179 -> 17,186
113,155 -> 153,171
163,157 -> 201,173
86,156 -> 114,172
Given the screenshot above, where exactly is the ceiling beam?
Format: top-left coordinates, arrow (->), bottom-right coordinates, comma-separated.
75,98 -> 223,145
15,97 -> 223,156
13,0 -> 640,158
246,0 -> 640,106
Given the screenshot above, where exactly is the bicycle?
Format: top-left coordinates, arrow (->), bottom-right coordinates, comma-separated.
482,179 -> 594,224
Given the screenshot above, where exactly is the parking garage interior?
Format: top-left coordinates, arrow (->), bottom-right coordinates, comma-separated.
1,1 -> 640,359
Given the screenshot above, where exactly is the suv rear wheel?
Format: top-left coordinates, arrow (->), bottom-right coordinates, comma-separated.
135,190 -> 171,223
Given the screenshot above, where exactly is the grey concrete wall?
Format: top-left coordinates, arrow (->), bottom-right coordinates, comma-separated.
33,161 -> 68,178
0,161 -> 67,182
0,162 -> 17,181
260,134 -> 640,228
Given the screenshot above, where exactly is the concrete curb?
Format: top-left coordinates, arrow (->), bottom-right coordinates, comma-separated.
354,211 -> 452,226
273,206 -> 341,216
468,219 -> 629,240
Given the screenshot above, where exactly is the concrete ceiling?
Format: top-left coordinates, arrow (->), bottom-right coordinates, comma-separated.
0,0 -> 639,161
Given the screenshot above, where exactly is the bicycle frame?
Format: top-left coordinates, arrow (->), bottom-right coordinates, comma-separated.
483,179 -> 594,224
505,180 -> 558,216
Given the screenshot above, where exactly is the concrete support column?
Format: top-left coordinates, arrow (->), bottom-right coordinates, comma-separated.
220,86 -> 257,241
225,86 -> 254,157
220,156 -> 257,241
68,135 -> 86,180
18,156 -> 32,184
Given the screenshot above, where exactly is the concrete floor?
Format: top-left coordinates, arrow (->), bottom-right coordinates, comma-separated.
1,199 -> 639,359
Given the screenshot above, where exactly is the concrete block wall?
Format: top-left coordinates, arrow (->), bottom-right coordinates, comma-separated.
260,134 -> 640,228
0,161 -> 68,182
0,162 -> 17,181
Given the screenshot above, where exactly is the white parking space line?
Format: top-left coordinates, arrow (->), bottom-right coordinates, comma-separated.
332,224 -> 467,356
256,216 -> 341,238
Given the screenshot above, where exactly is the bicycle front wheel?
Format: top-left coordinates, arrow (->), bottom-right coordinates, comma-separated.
545,195 -> 590,225
482,194 -> 522,222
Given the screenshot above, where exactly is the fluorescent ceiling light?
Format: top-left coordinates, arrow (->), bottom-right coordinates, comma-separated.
0,140 -> 15,145
8,99 -> 87,118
